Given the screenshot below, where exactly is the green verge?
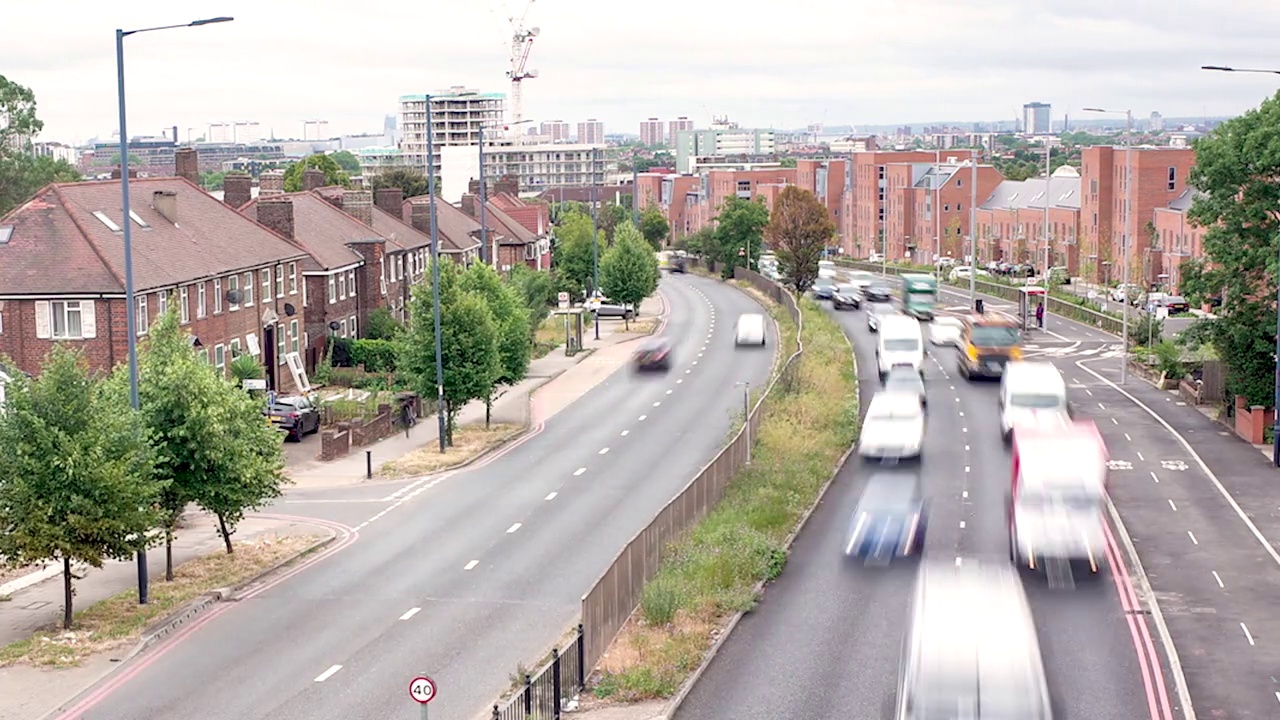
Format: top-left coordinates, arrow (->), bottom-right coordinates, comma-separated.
590,289 -> 860,701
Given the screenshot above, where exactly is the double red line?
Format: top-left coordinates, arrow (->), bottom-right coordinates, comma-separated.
1103,514 -> 1175,720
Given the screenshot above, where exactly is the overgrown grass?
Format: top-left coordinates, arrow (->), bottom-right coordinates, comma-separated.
533,314 -> 564,359
380,423 -> 524,477
591,291 -> 859,701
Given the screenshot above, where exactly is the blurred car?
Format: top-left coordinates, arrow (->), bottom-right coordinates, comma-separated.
858,392 -> 925,461
883,366 -> 927,407
844,472 -> 928,562
669,255 -> 687,273
929,316 -> 964,346
593,301 -> 635,319
832,283 -> 862,310
633,338 -> 672,371
948,265 -> 990,281
846,270 -> 875,292
867,301 -> 899,333
862,284 -> 892,303
812,277 -> 836,300
266,395 -> 321,441
735,313 -> 767,346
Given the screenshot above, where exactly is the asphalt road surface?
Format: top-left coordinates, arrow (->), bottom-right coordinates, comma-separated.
673,292 -> 1167,720
55,274 -> 776,720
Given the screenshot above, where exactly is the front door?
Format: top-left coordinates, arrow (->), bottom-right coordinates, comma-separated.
263,324 -> 278,391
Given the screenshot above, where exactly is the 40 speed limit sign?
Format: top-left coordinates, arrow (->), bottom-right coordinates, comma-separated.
409,675 -> 436,704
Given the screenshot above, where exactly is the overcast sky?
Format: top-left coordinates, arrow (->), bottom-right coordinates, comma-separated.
10,0 -> 1280,144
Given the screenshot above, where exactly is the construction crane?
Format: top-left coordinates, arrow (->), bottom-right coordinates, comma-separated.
505,0 -> 538,142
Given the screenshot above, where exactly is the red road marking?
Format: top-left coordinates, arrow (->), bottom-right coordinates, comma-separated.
1103,514 -> 1175,720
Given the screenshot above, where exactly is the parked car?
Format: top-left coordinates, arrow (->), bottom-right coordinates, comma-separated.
833,284 -> 862,310
593,300 -> 635,319
266,395 -> 321,441
633,337 -> 672,371
1164,295 -> 1190,314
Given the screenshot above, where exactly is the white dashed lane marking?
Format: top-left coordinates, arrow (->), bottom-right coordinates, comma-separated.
464,560 -> 479,571
1213,571 -> 1224,588
314,665 -> 343,682
545,492 -> 557,501
506,523 -> 522,534
399,607 -> 421,620
599,447 -> 609,455
573,467 -> 586,476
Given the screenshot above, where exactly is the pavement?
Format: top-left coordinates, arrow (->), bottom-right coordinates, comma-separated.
1054,279 -> 1204,338
672,295 -> 1161,720
43,273 -> 778,720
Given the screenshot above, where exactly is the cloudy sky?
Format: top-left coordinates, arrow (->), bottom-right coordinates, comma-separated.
9,0 -> 1280,144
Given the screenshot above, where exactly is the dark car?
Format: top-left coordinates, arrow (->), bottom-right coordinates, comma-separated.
883,366 -> 927,407
633,338 -> 672,372
812,278 -> 836,300
844,472 -> 928,562
832,284 -> 862,310
1164,295 -> 1190,314
670,256 -> 687,273
266,395 -> 321,441
863,284 -> 892,303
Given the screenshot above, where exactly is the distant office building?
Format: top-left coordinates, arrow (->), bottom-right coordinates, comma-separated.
1022,102 -> 1051,135
667,116 -> 694,145
207,122 -> 265,143
640,118 -> 664,146
540,120 -> 570,142
674,125 -> 776,174
32,142 -> 80,165
398,88 -> 505,174
302,121 -> 331,141
577,119 -> 604,144
1150,111 -> 1165,132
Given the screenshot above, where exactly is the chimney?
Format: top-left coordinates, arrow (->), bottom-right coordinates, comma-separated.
409,202 -> 431,234
322,193 -> 344,210
460,193 -> 478,219
174,147 -> 200,186
259,169 -> 285,196
342,189 -> 374,226
496,175 -> 519,197
303,168 -> 326,191
375,187 -> 403,215
223,173 -> 252,209
111,167 -> 138,180
468,178 -> 482,195
152,190 -> 178,224
256,198 -> 295,239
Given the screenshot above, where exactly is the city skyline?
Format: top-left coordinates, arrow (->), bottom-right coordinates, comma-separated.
9,0 -> 1280,144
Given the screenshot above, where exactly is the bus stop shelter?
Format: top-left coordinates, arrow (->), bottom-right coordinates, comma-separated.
1017,286 -> 1047,331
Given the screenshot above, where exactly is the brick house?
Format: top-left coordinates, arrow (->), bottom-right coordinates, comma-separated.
458,193 -> 552,271
401,196 -> 482,267
1152,189 -> 1207,293
0,177 -> 312,392
976,167 -> 1083,272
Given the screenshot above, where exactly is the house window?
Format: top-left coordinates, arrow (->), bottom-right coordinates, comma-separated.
943,204 -> 950,212
243,272 -> 254,306
349,315 -> 357,339
213,278 -> 223,314
339,318 -> 348,338
261,268 -> 272,303
179,287 -> 190,323
337,273 -> 346,300
302,277 -> 308,307
199,349 -> 209,364
288,262 -> 298,294
407,253 -> 415,276
228,274 -> 240,310
397,256 -> 404,279
277,324 -> 287,365
214,344 -> 226,375
328,275 -> 337,303
197,282 -> 207,318
347,270 -> 356,298
136,295 -> 148,335
290,319 -> 299,353
275,264 -> 285,297
230,338 -> 241,357
48,301 -> 83,338
1167,167 -> 1177,191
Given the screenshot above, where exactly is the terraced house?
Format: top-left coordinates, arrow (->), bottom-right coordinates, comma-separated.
0,177 -> 312,392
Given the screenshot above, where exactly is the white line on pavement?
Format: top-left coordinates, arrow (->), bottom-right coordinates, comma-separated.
638,414 -> 647,421
1151,472 -> 1160,483
574,468 -> 586,476
1098,402 -> 1106,410
1212,571 -> 1224,588
1125,433 -> 1132,441
666,389 -> 673,395
507,523 -> 522,534
400,607 -> 421,620
464,560 -> 479,571
545,492 -> 557,500
1188,530 -> 1199,545
1168,499 -> 1178,511
677,379 -> 683,384
621,430 -> 629,436
1137,451 -> 1145,461
654,401 -> 661,407
599,447 -> 609,454
1241,623 -> 1256,646
315,665 -> 343,682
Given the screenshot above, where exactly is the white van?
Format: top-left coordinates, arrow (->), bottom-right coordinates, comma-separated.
735,313 -> 766,346
877,315 -> 924,380
818,260 -> 837,279
999,361 -> 1069,441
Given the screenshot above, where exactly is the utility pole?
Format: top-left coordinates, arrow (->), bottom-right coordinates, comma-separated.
591,147 -> 601,341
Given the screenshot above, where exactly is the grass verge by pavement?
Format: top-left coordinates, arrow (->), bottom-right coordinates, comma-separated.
379,422 -> 524,477
533,314 -> 564,359
0,533 -> 321,668
589,292 -> 859,702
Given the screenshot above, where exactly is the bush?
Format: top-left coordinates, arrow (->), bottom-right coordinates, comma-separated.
328,337 -> 354,367
350,339 -> 397,373
1152,340 -> 1184,379
365,307 -> 403,340
640,578 -> 683,627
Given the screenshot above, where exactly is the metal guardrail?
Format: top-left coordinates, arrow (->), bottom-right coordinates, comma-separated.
491,625 -> 585,720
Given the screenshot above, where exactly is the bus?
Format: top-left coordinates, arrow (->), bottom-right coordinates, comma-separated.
900,273 -> 938,320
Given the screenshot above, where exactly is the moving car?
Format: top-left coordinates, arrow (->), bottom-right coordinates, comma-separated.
593,300 -> 635,319
894,561 -> 1058,720
956,312 -> 1022,380
846,270 -> 875,294
844,472 -> 928,562
999,361 -> 1069,442
832,283 -> 862,310
669,254 -> 687,273
633,337 -> 672,371
862,284 -> 892,303
858,392 -> 925,461
812,277 -> 836,300
883,366 -> 927,408
928,316 -> 964,346
867,300 -> 899,333
735,313 -> 767,346
877,314 -> 924,379
818,260 -> 837,279
267,395 -> 321,441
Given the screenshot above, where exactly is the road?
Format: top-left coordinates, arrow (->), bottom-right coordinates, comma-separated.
673,288 -> 1172,720
54,273 -> 776,720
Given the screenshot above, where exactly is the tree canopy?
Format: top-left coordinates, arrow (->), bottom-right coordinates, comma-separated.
283,153 -> 350,192
765,186 -> 834,294
638,206 -> 670,250
329,150 -> 361,175
0,75 -> 82,216
1180,90 -> 1280,405
372,167 -> 432,199
461,262 -> 532,425
552,209 -> 604,298
601,222 -> 660,329
709,197 -> 770,278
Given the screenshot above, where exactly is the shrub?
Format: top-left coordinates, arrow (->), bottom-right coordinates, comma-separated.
328,337 -> 355,367
365,307 -> 403,340
350,339 -> 397,373
1152,340 -> 1184,379
640,578 -> 683,627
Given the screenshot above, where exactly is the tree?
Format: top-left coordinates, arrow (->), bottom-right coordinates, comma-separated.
1182,90 -> 1280,405
638,206 -> 670,250
711,197 -> 770,278
201,171 -> 227,191
372,167 -> 432,198
779,157 -> 798,168
552,209 -> 604,298
508,263 -> 555,333
398,260 -> 501,441
330,150 -> 361,175
765,186 -> 834,294
365,306 -> 404,340
600,222 -> 660,330
597,202 -> 629,243
0,346 -> 163,628
0,76 -> 82,216
283,153 -> 350,192
461,263 -> 533,426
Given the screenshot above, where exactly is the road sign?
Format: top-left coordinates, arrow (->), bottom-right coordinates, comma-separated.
242,378 -> 267,391
557,291 -> 570,309
409,676 -> 436,704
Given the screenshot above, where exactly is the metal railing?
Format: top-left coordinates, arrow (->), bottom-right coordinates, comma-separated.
492,625 -> 585,720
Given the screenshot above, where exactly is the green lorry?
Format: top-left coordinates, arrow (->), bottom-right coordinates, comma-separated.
901,273 -> 938,320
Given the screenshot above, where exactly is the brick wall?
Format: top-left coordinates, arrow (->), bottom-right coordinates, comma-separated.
260,169 -> 285,196
256,198 -> 295,239
303,169 -> 326,192
224,173 -> 253,209
343,190 -> 374,226
375,188 -> 403,215
175,148 -> 200,186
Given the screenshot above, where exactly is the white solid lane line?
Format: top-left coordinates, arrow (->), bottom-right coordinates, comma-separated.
574,468 -> 586,476
1168,499 -> 1178,511
506,523 -> 522,534
464,560 -> 479,571
400,607 -> 421,620
1136,451 -> 1145,461
1212,571 -> 1224,588
1241,623 -> 1256,646
1188,530 -> 1199,545
599,447 -> 609,455
545,492 -> 557,501
315,665 -> 343,682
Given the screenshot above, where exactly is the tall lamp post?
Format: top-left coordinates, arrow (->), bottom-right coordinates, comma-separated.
478,118 -> 532,265
117,15 -> 234,606
424,94 -> 449,452
1083,106 -> 1134,384
590,147 -> 601,340
968,149 -> 978,307
1202,64 -> 1280,467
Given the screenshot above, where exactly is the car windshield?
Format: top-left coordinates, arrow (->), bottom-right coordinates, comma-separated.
971,325 -> 1020,347
1167,296 -> 1187,304
884,338 -> 919,352
911,683 -> 1046,720
886,375 -> 923,393
1008,393 -> 1062,409
868,401 -> 920,421
857,477 -> 919,512
869,286 -> 890,294
837,285 -> 858,294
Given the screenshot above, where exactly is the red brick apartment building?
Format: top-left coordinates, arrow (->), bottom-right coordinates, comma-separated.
458,178 -> 552,272
1152,189 -> 1206,293
846,150 -> 978,259
976,167 -> 1083,273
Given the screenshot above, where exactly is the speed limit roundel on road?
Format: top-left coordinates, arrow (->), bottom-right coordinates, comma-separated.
409,675 -> 436,704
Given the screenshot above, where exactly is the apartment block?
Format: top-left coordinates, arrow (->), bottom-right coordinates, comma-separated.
795,159 -> 850,231
976,166 -> 1083,273
667,117 -> 694,145
674,127 -> 776,174
1151,189 -> 1206,292
540,120 -> 570,142
640,118 -> 664,146
577,119 -> 605,144
398,88 -> 504,174
682,168 -> 798,236
844,150 -> 978,259
881,160 -> 1002,264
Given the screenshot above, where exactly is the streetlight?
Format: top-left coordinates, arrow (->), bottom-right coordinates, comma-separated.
478,118 -> 532,265
590,147 -> 602,340
424,93 -> 448,452
968,149 -> 978,307
1202,63 -> 1280,467
117,15 -> 234,606
1083,106 -> 1134,384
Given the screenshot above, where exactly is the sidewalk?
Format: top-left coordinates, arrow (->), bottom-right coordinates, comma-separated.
284,292 -> 668,489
